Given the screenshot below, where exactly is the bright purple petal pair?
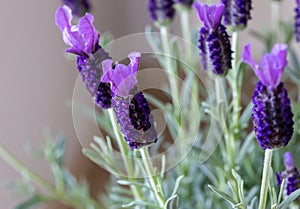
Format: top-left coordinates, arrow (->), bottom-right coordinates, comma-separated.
193,1 -> 224,30
101,52 -> 141,97
55,5 -> 99,57
242,43 -> 288,88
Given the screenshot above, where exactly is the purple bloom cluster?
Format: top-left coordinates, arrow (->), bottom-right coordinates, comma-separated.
101,52 -> 158,149
194,2 -> 232,76
55,6 -> 113,109
221,0 -> 252,30
61,0 -> 90,18
276,152 -> 300,196
243,43 -> 294,150
148,0 -> 175,26
295,0 -> 300,42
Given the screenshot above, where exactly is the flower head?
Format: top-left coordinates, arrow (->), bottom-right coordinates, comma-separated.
221,0 -> 252,31
242,43 -> 288,88
193,1 -> 225,31
276,152 -> 300,196
243,43 -> 294,150
101,52 -> 141,97
55,5 -> 99,57
148,0 -> 176,27
61,0 -> 90,17
194,1 -> 232,75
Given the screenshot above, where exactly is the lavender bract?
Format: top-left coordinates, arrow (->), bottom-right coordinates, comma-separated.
221,0 -> 252,31
101,52 -> 158,149
148,0 -> 175,27
242,43 -> 294,150
295,0 -> 300,42
55,6 -> 113,109
276,152 -> 300,196
194,2 -> 232,76
61,0 -> 90,17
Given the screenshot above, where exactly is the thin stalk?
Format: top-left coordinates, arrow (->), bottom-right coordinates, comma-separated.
271,0 -> 280,40
160,26 -> 179,109
180,9 -> 192,64
258,149 -> 273,209
107,109 -> 143,201
230,31 -> 241,144
140,147 -> 165,208
0,143 -> 54,192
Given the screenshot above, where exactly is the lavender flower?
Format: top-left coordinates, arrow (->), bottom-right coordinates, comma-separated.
101,52 -> 158,149
149,0 -> 176,27
61,0 -> 90,18
276,152 -> 300,196
295,0 -> 300,42
194,2 -> 232,76
242,43 -> 294,150
221,0 -> 252,31
55,6 -> 112,108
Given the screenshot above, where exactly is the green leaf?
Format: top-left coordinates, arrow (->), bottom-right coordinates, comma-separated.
208,185 -> 237,207
165,195 -> 179,209
117,180 -> 154,191
170,175 -> 184,196
277,189 -> 300,209
122,200 -> 161,208
14,195 -> 46,209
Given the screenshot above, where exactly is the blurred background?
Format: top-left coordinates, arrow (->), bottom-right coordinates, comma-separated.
0,0 -> 295,208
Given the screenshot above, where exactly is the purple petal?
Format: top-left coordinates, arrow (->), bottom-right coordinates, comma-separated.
77,13 -> 99,54
242,43 -> 261,74
259,44 -> 288,87
193,1 -> 224,30
284,152 -> 295,171
55,5 -> 98,57
55,6 -> 72,33
242,43 -> 287,87
100,52 -> 141,97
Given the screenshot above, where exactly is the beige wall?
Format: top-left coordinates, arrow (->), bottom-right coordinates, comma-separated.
0,0 -> 296,208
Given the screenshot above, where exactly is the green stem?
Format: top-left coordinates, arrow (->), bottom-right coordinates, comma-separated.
271,0 -> 280,40
0,143 -> 55,192
258,149 -> 273,209
160,26 -> 179,110
180,10 -> 192,64
107,109 -> 143,201
231,31 -> 241,143
140,148 -> 165,208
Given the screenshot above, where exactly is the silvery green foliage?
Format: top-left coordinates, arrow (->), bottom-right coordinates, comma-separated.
12,136 -> 101,209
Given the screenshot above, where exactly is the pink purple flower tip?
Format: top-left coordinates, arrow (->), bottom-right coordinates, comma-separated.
193,1 -> 225,31
101,52 -> 141,97
55,5 -> 99,57
242,43 -> 288,88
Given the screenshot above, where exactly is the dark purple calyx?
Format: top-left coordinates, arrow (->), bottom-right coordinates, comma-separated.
149,0 -> 175,27
95,82 -> 113,109
221,0 -> 252,31
76,47 -> 113,108
112,93 -> 158,150
129,92 -> 151,131
252,81 -> 294,150
199,25 -> 232,75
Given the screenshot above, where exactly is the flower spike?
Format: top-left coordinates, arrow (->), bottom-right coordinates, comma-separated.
194,1 -> 232,76
243,43 -> 294,150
